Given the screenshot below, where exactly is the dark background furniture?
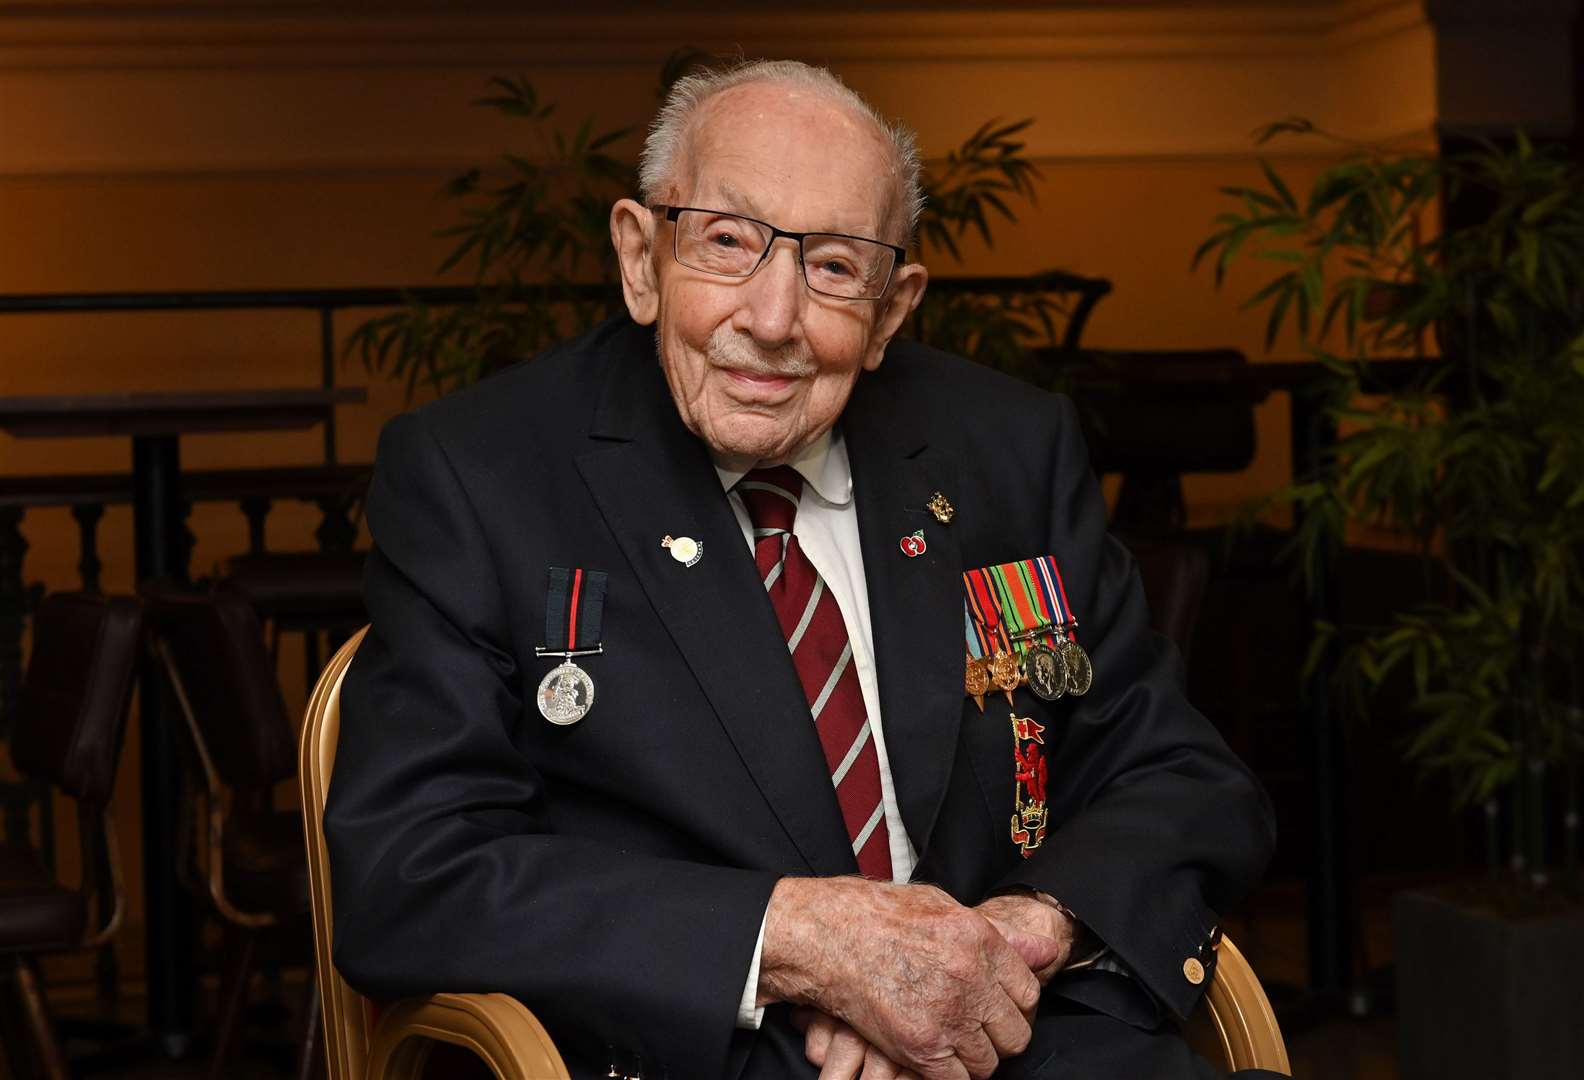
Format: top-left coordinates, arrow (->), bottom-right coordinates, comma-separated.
0,592 -> 141,1079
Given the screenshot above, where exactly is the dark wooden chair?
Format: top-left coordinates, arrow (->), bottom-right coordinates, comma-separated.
148,581 -> 317,1080
1123,536 -> 1213,669
0,592 -> 141,1080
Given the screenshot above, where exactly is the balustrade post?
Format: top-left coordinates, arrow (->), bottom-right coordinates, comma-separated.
0,507 -> 27,740
179,500 -> 196,582
314,495 -> 357,554
71,503 -> 105,595
238,496 -> 272,556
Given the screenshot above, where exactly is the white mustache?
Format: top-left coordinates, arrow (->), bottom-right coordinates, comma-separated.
706,327 -> 815,379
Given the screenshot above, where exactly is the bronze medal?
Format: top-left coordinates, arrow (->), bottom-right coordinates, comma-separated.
988,650 -> 1020,693
1024,642 -> 1068,702
1060,638 -> 1093,696
964,654 -> 990,712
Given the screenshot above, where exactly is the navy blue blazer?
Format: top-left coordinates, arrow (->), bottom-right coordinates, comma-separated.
325,316 -> 1275,1078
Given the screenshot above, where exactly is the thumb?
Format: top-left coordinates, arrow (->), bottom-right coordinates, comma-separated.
983,915 -> 1063,973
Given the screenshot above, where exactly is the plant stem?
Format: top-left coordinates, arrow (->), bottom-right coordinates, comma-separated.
1484,798 -> 1501,878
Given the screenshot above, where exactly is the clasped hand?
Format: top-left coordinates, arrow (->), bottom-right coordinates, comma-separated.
759,879 -> 1076,1080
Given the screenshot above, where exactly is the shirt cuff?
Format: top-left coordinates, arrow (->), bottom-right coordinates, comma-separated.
736,906 -> 770,1029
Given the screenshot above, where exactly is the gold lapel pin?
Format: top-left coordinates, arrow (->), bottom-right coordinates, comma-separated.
926,491 -> 955,525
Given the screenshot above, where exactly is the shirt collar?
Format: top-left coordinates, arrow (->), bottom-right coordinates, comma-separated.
712,428 -> 853,507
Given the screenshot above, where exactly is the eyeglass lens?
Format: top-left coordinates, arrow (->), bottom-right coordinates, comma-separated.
672,209 -> 895,299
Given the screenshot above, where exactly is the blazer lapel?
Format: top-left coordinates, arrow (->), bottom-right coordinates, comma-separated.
842,370 -> 965,861
574,330 -> 855,876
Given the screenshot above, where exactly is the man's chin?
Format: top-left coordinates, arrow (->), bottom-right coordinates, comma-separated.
699,415 -> 809,464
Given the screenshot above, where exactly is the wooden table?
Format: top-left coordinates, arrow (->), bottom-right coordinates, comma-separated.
0,388 -> 365,1055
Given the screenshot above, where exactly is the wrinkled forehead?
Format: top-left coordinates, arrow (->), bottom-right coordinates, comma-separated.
672,82 -> 898,237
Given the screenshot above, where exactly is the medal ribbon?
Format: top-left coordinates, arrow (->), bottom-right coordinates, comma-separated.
545,566 -> 609,651
962,568 -> 1012,658
963,556 -> 1077,658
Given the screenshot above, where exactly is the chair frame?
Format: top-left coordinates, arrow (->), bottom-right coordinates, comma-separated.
2,592 -> 139,1080
302,630 -> 1288,1078
154,637 -> 280,930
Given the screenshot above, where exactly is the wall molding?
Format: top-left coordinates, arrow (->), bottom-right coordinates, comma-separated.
0,0 -> 1444,177
0,1 -> 1428,69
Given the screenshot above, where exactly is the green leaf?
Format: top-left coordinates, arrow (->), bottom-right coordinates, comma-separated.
1259,159 -> 1298,211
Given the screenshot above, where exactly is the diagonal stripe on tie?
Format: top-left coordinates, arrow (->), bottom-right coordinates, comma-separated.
737,465 -> 893,881
809,641 -> 852,721
850,801 -> 886,856
785,576 -> 824,654
830,720 -> 872,786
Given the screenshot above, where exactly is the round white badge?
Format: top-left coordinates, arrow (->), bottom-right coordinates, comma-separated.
668,535 -> 702,566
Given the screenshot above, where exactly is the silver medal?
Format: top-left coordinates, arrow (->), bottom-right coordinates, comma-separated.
1024,643 -> 1069,702
1060,639 -> 1093,696
536,660 -> 595,725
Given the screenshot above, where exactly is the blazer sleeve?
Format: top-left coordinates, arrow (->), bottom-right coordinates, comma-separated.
990,396 -> 1276,1022
324,412 -> 779,1077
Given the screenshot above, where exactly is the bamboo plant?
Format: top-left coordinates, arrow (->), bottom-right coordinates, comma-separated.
1196,120 -> 1584,896
348,61 -> 1071,396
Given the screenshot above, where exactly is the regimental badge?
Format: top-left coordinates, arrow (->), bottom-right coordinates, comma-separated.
926,491 -> 955,524
1008,712 -> 1048,856
534,566 -> 608,726
1024,642 -> 1068,702
661,534 -> 703,567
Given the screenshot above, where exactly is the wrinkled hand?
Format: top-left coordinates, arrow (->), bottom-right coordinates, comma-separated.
759,877 -> 1063,1080
974,892 -> 1077,985
793,1008 -> 921,1080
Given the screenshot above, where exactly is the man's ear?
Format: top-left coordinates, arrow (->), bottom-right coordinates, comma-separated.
610,198 -> 659,326
861,262 -> 929,371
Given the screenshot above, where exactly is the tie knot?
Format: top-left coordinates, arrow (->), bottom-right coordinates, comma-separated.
738,466 -> 804,535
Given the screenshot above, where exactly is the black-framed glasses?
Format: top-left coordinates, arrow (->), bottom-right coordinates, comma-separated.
652,205 -> 904,301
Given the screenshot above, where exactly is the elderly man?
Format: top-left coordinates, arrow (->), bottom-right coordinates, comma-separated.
326,59 -> 1276,1080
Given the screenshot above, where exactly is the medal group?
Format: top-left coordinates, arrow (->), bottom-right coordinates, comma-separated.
962,556 -> 1092,856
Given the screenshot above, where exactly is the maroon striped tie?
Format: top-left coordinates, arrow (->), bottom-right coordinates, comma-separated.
738,466 -> 892,880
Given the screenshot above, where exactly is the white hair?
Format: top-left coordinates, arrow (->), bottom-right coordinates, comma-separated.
638,58 -> 925,245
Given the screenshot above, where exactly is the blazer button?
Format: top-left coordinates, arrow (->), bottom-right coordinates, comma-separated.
1183,956 -> 1206,984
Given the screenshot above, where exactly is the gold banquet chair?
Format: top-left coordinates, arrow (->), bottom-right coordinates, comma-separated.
302,630 -> 1289,1078
300,628 -> 570,1080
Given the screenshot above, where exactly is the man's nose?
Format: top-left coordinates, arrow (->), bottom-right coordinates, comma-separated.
738,240 -> 804,346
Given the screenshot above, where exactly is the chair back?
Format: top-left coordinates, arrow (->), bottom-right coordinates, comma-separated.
301,627 -> 372,1080
13,592 -> 142,806
146,582 -> 296,793
1183,935 -> 1292,1074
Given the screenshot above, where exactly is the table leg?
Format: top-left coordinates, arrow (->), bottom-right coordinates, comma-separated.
132,434 -> 195,1057
1289,391 -> 1354,998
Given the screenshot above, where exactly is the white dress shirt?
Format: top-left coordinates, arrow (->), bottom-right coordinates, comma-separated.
713,430 -> 918,1028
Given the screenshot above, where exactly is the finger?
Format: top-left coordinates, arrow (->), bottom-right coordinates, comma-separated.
860,1043 -> 901,1079
956,1028 -> 1000,1080
805,1014 -> 839,1066
983,915 -> 1063,976
819,1025 -> 868,1080
791,1006 -> 818,1033
913,1056 -> 971,1080
985,932 -> 1045,1018
981,990 -> 1035,1059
